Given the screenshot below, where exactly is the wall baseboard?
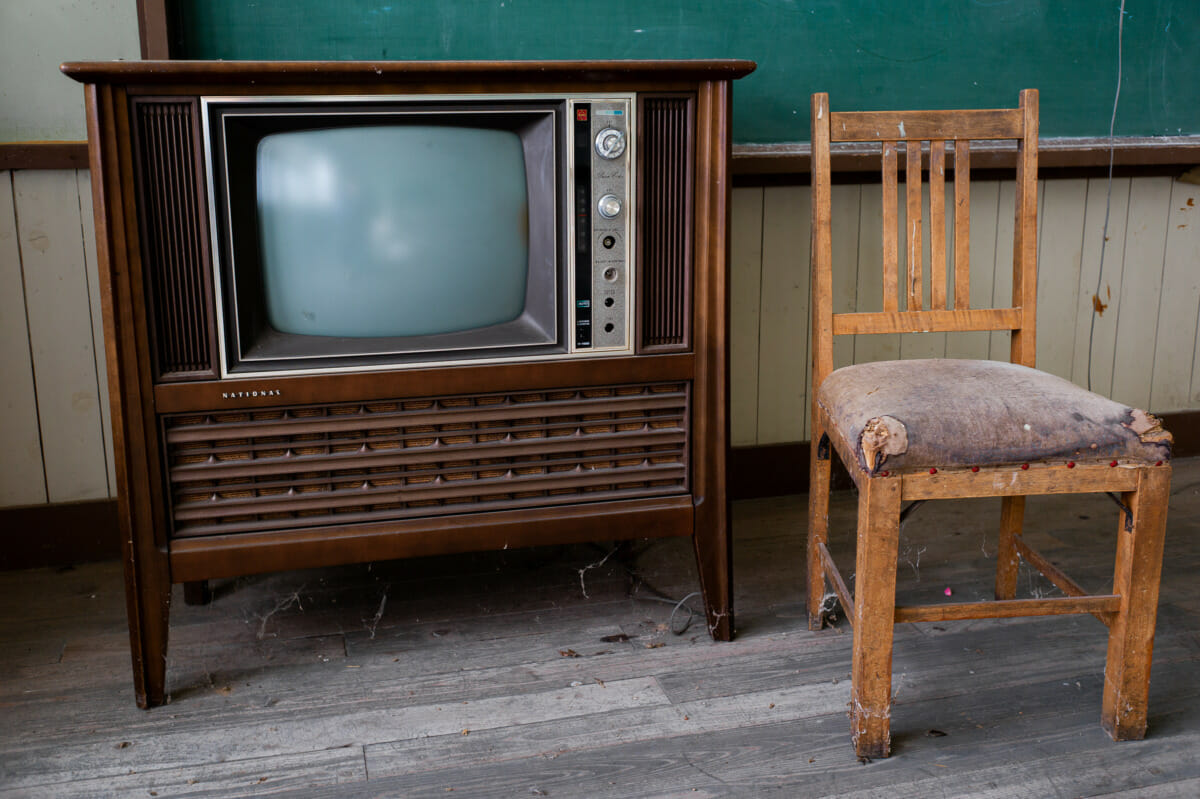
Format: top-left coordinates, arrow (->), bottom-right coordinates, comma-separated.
0,499 -> 119,571
3,409 -> 1196,571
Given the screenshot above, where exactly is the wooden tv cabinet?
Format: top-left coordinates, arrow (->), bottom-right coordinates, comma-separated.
63,59 -> 755,707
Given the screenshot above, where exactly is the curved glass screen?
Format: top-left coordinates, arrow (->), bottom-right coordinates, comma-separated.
256,125 -> 530,338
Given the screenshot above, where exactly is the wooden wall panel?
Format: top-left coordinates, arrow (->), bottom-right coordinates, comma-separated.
729,187 -> 763,447
0,171 -> 48,506
852,183 -> 900,365
756,186 -> 810,443
1072,178 -> 1132,395
1111,177 -> 1175,410
1153,181 -> 1200,411
987,181 -> 1018,360
1,170 -> 1197,508
12,171 -> 109,503
1036,179 -> 1088,379
728,175 -> 1200,447
829,184 -> 861,373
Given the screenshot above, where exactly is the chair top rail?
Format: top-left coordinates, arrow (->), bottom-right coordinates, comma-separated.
830,108 -> 1024,142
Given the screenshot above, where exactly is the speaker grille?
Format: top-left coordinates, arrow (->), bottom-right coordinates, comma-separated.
132,99 -> 215,379
639,96 -> 694,351
164,382 -> 690,538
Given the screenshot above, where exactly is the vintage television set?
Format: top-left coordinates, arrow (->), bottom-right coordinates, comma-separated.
64,59 -> 755,707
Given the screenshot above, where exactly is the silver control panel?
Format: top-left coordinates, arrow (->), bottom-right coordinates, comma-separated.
571,98 -> 633,353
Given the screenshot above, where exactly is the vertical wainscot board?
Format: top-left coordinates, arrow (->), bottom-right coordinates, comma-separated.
0,171 -> 49,506
11,170 -> 110,504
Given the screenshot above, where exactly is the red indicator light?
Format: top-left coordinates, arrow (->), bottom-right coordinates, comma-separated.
576,108 -> 588,122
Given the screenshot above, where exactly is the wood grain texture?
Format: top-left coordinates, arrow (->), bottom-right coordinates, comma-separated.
905,141 -> 923,312
2,457 -> 1200,794
1008,88 -> 1039,369
930,140 -> 947,310
1102,464 -> 1171,740
893,594 -> 1120,623
952,141 -> 971,310
994,495 -> 1024,601
833,307 -> 1022,336
900,463 -> 1141,501
849,475 -> 901,758
830,109 -> 1024,142
881,142 -> 900,313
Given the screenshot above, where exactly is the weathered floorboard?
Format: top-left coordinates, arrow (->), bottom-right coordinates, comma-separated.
1,457 -> 1197,797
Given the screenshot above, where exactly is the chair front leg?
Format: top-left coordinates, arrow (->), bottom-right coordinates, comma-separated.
1102,465 -> 1170,740
850,474 -> 902,758
807,430 -> 833,629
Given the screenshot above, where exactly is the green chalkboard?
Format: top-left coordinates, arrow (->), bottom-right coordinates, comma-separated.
172,1 -> 1199,144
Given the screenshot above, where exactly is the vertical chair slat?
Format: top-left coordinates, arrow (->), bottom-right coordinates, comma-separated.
906,140 -> 923,310
881,142 -> 899,312
953,140 -> 971,309
930,140 -> 946,309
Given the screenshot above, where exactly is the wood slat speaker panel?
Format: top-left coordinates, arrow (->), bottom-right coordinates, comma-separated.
164,382 -> 690,537
638,95 -> 694,351
131,98 -> 216,380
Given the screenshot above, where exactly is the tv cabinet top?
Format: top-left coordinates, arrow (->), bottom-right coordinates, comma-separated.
61,59 -> 757,86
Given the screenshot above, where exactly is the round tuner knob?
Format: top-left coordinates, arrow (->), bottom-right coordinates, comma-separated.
597,194 -> 622,219
594,127 -> 627,160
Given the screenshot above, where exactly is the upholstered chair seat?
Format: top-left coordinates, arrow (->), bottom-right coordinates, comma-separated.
818,359 -> 1171,475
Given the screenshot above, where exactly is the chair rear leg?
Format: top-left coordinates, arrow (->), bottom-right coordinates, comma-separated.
807,432 -> 833,629
1102,465 -> 1170,740
995,495 -> 1025,600
850,475 -> 902,759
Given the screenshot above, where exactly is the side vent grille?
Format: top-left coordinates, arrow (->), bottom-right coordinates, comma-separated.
163,382 -> 690,538
132,99 -> 215,380
639,95 -> 694,351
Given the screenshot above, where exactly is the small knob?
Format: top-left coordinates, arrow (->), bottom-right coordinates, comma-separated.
594,128 -> 626,160
597,194 -> 622,219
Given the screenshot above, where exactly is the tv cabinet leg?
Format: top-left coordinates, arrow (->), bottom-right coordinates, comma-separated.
125,567 -> 171,709
693,500 -> 733,641
183,580 -> 212,606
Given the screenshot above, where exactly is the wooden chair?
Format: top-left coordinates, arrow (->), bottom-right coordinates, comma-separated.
807,89 -> 1174,758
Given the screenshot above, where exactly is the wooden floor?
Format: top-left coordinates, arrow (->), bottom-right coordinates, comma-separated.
3,458 -> 1200,797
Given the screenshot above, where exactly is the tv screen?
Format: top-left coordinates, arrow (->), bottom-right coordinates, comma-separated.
206,100 -> 566,375
256,125 -> 530,339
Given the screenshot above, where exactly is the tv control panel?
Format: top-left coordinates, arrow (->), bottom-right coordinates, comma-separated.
571,98 -> 632,353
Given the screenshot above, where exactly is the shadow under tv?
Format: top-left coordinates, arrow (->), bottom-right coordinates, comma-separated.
62,58 -> 756,708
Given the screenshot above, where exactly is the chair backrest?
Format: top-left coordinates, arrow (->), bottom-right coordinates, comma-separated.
809,89 -> 1039,393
